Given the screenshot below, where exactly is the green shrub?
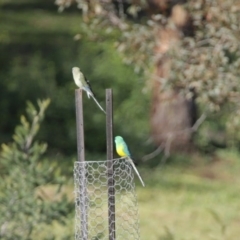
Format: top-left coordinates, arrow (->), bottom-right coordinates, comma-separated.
0,99 -> 73,240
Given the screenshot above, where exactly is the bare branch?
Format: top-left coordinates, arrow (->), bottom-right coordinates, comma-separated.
142,144 -> 163,161
141,113 -> 207,162
191,113 -> 206,132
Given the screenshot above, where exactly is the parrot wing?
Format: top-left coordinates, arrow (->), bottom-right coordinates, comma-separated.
122,140 -> 131,157
85,79 -> 106,113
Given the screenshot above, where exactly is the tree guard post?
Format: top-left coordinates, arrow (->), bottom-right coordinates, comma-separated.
106,89 -> 116,240
75,89 -> 88,240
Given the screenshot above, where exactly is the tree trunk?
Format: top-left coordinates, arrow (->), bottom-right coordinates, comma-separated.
150,3 -> 196,152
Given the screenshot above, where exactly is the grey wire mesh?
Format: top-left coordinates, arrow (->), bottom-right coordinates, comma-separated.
74,158 -> 140,240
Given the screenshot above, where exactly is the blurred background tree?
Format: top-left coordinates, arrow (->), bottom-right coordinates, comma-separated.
55,0 -> 240,154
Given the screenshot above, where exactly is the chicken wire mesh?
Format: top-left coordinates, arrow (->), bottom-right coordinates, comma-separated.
74,158 -> 140,240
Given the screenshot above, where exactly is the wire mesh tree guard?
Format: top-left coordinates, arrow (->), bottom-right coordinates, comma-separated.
74,158 -> 140,240
74,89 -> 141,240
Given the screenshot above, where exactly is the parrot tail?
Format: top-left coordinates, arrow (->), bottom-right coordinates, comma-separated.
128,157 -> 145,187
91,95 -> 106,114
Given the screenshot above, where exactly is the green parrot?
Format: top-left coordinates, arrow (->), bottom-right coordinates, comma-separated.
72,67 -> 106,114
115,136 -> 145,187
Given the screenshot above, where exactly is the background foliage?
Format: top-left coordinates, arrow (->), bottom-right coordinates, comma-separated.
1,0 -> 240,157
56,0 -> 240,150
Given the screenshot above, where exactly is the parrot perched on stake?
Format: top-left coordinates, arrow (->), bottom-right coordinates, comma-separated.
114,136 -> 145,187
72,67 -> 106,114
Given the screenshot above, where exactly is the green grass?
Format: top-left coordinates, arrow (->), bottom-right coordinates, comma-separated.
137,150 -> 240,240
0,10 -> 81,45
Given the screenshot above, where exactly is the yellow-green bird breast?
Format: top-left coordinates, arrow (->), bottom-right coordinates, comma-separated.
116,144 -> 128,157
